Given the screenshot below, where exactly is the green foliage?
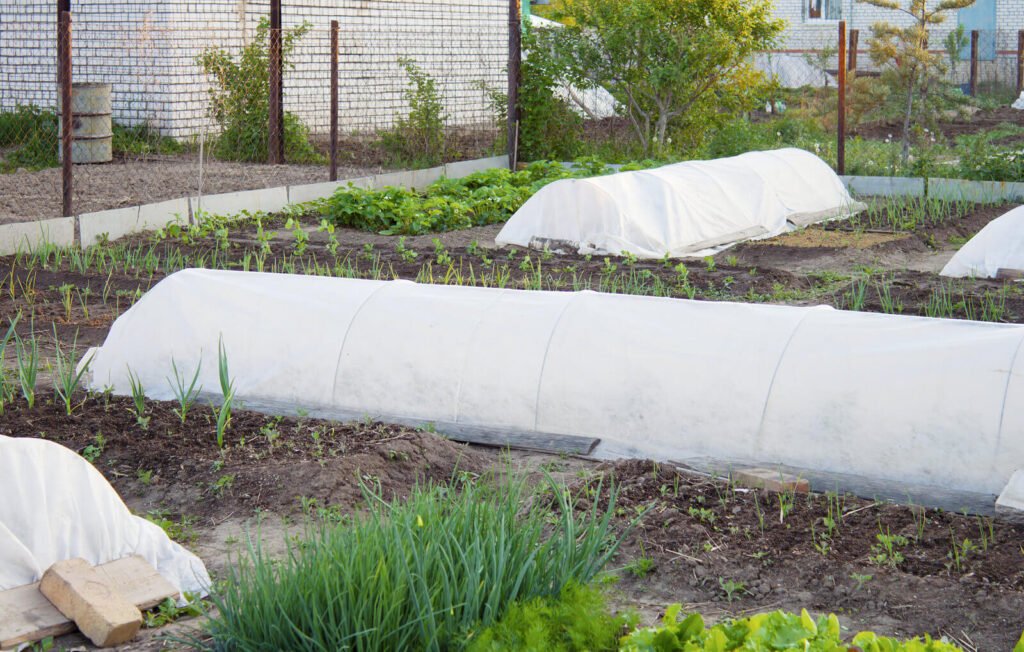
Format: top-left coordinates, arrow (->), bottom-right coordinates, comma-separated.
517,27 -> 583,162
202,475 -> 626,651
379,58 -> 448,168
958,134 -> 1024,182
859,0 -> 975,164
620,606 -> 963,651
554,0 -> 784,155
321,159 -> 623,235
112,122 -> 183,157
197,18 -> 322,163
0,105 -> 58,171
466,582 -> 634,652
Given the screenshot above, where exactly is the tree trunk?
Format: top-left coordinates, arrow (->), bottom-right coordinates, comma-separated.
900,79 -> 915,165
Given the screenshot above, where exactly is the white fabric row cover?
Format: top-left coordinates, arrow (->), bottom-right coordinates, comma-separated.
0,436 -> 210,594
941,205 -> 1024,278
86,269 -> 1024,500
495,148 -> 864,258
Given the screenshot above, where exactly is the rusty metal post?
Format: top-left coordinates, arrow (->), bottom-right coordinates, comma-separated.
56,0 -> 70,84
1017,30 -> 1024,95
268,0 -> 284,164
329,20 -> 339,181
848,29 -> 859,79
507,0 -> 521,170
837,21 -> 846,176
59,10 -> 73,218
969,29 -> 979,97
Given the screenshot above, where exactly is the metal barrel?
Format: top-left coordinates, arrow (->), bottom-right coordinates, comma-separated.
58,82 -> 113,164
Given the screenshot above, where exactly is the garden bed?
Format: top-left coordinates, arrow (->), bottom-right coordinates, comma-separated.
2,193 -> 1024,649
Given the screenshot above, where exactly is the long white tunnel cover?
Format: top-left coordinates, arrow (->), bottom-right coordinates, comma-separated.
941,205 -> 1024,278
87,269 -> 1024,500
495,148 -> 864,258
0,436 -> 210,594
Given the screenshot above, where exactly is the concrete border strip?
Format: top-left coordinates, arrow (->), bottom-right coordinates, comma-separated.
15,163 -> 1024,254
0,155 -> 509,252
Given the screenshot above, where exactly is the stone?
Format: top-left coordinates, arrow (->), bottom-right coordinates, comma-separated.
39,558 -> 142,648
731,467 -> 810,493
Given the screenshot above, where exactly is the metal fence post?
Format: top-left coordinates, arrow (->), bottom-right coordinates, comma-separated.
837,20 -> 846,176
59,10 -> 73,218
969,29 -> 979,97
507,0 -> 521,171
330,20 -> 339,181
1017,30 -> 1024,96
268,0 -> 284,164
848,29 -> 859,79
56,0 -> 70,84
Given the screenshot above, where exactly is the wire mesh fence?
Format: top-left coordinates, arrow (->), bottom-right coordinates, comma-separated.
0,0 -> 511,222
2,2 -> 1023,225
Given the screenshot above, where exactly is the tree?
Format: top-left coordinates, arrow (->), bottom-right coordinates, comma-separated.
859,0 -> 975,165
552,0 -> 784,155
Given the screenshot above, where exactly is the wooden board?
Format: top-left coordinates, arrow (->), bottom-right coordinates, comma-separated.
227,396 -> 602,456
0,555 -> 178,649
995,268 -> 1024,281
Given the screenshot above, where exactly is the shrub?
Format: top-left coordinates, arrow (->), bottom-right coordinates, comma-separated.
466,582 -> 634,652
517,27 -> 583,162
197,18 -> 323,164
378,58 -> 448,168
202,475 -> 625,651
958,137 -> 1024,182
0,105 -> 58,171
620,606 -> 964,651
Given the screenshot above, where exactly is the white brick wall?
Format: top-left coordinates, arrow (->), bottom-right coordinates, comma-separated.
771,0 -> 1023,86
0,0 -> 507,139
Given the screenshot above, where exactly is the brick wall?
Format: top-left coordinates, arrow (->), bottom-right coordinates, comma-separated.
0,0 -> 508,139
771,0 -> 1023,87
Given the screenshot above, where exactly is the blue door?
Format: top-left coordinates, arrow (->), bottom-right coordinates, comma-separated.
959,0 -> 997,61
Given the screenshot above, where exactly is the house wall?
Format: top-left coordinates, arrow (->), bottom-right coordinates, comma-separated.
772,0 -> 1023,86
0,0 -> 508,139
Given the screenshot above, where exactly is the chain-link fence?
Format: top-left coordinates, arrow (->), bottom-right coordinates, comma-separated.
0,0 -> 511,223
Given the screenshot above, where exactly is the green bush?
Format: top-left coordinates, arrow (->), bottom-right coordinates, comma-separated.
467,582 -> 635,652
203,475 -> 625,651
517,28 -> 583,162
0,105 -> 58,171
958,139 -> 1024,182
378,58 -> 448,168
197,18 -> 323,164
620,606 -> 964,652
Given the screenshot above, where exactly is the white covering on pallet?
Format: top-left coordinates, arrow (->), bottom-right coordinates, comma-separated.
941,205 -> 1024,278
495,148 -> 864,258
0,436 -> 210,594
86,270 -> 1024,505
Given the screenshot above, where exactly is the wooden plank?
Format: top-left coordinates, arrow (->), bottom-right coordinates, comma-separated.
435,423 -> 600,455
0,555 -> 178,649
996,268 -> 1024,280
679,226 -> 768,254
227,396 -> 602,456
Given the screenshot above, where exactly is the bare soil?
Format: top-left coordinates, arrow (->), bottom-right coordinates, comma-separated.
853,106 -> 1024,142
2,400 -> 1022,649
0,157 -> 378,223
2,200 -> 1024,649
